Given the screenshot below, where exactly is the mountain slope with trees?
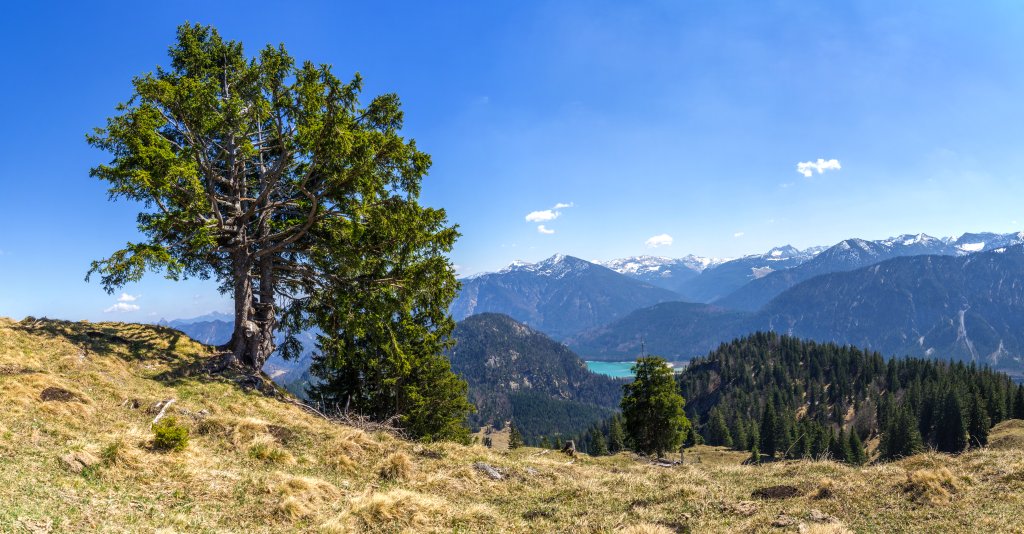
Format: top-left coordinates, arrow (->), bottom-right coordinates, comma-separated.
678,332 -> 1023,461
448,313 -> 625,441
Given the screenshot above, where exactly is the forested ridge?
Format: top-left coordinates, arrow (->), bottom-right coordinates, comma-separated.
448,313 -> 625,441
680,332 -> 1023,461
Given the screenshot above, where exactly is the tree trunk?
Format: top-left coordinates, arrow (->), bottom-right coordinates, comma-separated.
228,252 -> 276,371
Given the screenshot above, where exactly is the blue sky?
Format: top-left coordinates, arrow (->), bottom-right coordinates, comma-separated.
2,1 -> 1024,321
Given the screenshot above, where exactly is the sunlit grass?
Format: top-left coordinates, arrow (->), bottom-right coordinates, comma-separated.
1,316 -> 1023,532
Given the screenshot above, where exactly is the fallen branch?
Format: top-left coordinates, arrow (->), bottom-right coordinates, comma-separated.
152,399 -> 176,425
474,462 -> 504,480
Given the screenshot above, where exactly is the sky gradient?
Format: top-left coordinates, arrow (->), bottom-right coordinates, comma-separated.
2,1 -> 1024,321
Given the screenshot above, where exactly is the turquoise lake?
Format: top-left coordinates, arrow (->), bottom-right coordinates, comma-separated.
585,361 -> 636,378
585,360 -> 689,378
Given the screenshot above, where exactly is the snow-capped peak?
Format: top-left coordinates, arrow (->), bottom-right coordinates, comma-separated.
600,254 -> 729,276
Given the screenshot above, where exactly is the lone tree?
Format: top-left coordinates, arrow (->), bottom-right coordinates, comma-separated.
87,24 -> 472,439
621,356 -> 690,457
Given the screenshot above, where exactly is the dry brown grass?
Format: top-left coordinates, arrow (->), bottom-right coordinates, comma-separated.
378,451 -> 414,481
3,317 -> 1024,532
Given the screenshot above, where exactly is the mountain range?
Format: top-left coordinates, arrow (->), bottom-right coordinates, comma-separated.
450,254 -> 679,339
572,246 -> 1024,374
163,230 -> 1024,382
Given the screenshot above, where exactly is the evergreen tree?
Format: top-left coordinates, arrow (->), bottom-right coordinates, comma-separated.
848,430 -> 867,465
705,408 -> 733,448
880,403 -> 924,460
539,436 -> 551,449
759,402 -> 779,457
621,357 -> 690,456
934,390 -> 968,453
968,393 -> 991,448
590,428 -> 609,456
788,421 -> 810,460
731,419 -> 748,451
87,23 -> 473,441
1014,385 -> 1024,419
87,23 -> 459,379
750,443 -> 761,465
608,414 -> 626,453
829,429 -> 851,463
509,423 -> 524,450
683,424 -> 702,448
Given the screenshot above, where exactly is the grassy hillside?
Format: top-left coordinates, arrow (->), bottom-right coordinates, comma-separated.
3,317 -> 1024,532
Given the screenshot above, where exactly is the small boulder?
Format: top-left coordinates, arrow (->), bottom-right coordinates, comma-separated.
474,462 -> 504,480
808,509 -> 836,523
59,451 -> 99,474
772,513 -> 798,527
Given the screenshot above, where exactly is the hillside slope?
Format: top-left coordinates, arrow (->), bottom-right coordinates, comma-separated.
3,317 -> 1024,532
449,314 -> 624,440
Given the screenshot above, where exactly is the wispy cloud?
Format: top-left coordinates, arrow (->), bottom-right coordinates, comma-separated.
117,293 -> 138,302
537,225 -> 556,235
104,302 -> 140,313
553,202 -> 574,209
796,158 -> 841,177
644,234 -> 673,248
733,232 -> 745,238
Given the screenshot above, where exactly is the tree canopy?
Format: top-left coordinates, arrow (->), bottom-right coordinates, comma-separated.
87,23 -> 471,440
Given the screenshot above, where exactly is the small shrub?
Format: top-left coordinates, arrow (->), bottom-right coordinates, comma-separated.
101,438 -> 141,468
378,451 -> 414,481
152,417 -> 189,452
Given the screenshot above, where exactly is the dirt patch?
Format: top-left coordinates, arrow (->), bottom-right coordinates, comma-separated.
724,500 -> 758,516
40,387 -> 81,403
752,485 -> 802,500
266,424 -> 295,444
0,364 -> 36,375
522,507 -> 556,520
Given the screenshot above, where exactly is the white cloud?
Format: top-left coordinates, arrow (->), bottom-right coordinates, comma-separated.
525,202 -> 574,233
104,302 -> 140,313
117,293 -> 138,302
644,234 -> 673,248
525,209 -> 559,222
733,232 -> 745,238
796,158 -> 841,177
